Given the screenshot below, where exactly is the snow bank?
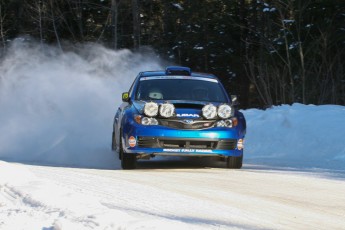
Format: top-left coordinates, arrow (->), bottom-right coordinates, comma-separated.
244,104 -> 345,170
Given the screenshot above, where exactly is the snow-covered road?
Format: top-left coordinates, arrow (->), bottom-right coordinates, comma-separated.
1,159 -> 345,230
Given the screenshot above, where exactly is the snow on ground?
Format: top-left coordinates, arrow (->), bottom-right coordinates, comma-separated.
1,41 -> 345,229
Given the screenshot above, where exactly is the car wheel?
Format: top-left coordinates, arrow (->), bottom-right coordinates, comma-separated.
226,155 -> 243,169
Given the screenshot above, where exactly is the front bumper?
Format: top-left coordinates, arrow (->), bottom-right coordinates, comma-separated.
122,124 -> 244,157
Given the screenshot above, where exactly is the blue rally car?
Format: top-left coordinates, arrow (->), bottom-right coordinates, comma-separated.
112,66 -> 246,169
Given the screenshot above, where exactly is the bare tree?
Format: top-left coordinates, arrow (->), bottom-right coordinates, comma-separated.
74,0 -> 84,40
49,0 -> 62,50
27,0 -> 45,45
274,0 -> 296,103
111,0 -> 121,49
244,0 -> 316,106
0,5 -> 8,48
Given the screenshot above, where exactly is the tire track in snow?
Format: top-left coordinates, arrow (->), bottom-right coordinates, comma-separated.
0,183 -> 100,229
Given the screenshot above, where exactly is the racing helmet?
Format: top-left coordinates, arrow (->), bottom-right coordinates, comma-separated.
148,88 -> 163,99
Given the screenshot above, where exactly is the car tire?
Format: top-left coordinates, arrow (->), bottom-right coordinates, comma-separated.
111,131 -> 116,151
112,131 -> 122,160
118,131 -> 123,160
119,133 -> 136,169
226,155 -> 243,169
121,152 -> 137,170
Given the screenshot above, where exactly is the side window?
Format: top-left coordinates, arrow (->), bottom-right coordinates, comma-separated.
128,75 -> 139,98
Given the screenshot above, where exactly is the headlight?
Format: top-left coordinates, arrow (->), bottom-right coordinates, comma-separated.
216,119 -> 233,127
144,102 -> 159,117
141,117 -> 158,125
202,104 -> 217,119
159,103 -> 175,118
218,104 -> 233,119
216,120 -> 226,127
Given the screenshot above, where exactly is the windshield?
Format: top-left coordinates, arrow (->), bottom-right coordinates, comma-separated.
135,78 -> 228,102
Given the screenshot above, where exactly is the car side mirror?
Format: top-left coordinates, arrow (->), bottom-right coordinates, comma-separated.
231,95 -> 239,105
122,92 -> 129,102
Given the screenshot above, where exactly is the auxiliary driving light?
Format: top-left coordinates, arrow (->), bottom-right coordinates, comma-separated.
218,104 -> 233,119
144,102 -> 159,117
159,103 -> 175,118
202,104 -> 217,119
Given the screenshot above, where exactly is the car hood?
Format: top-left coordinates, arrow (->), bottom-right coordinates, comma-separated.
132,100 -> 224,119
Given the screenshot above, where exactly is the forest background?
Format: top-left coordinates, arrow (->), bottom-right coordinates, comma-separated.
0,0 -> 344,108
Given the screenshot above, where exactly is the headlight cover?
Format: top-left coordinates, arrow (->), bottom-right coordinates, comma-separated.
141,117 -> 158,125
202,104 -> 217,119
144,102 -> 159,117
159,103 -> 175,118
218,104 -> 233,119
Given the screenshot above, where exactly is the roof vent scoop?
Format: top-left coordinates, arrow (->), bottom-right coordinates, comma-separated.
165,66 -> 191,76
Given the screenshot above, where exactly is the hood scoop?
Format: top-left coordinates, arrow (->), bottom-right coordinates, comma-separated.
173,103 -> 204,109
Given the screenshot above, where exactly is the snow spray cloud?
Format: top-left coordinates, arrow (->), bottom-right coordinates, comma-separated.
0,40 -> 162,168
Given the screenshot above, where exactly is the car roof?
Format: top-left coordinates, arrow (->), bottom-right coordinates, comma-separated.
138,66 -> 218,80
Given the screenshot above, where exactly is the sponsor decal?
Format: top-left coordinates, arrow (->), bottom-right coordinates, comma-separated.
163,149 -> 213,153
128,136 -> 137,147
176,114 -> 200,118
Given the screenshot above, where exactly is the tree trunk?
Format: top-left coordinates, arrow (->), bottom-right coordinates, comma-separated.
50,0 -> 62,50
111,0 -> 120,49
132,0 -> 140,49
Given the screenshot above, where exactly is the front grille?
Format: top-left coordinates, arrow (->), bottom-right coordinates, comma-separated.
137,137 -> 160,148
159,119 -> 216,130
137,137 -> 236,150
161,139 -> 216,149
216,140 -> 237,150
